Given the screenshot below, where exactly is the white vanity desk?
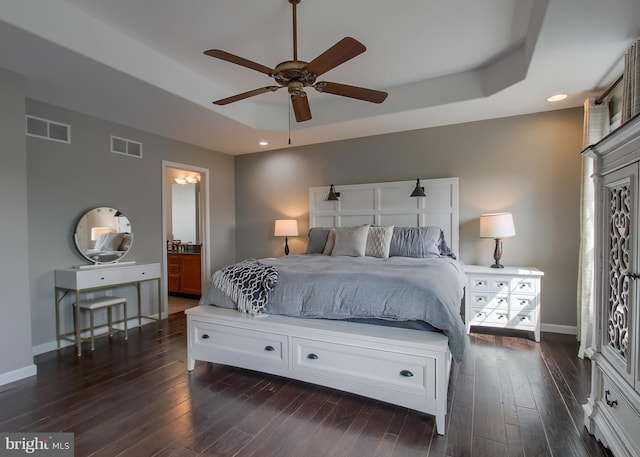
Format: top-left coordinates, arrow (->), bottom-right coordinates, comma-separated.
55,263 -> 162,356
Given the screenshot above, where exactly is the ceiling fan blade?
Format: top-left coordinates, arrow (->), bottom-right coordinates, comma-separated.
305,37 -> 366,77
213,86 -> 280,105
204,49 -> 275,76
291,94 -> 312,122
315,81 -> 388,103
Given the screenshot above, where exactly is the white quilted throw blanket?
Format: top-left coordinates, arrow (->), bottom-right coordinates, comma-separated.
211,259 -> 278,315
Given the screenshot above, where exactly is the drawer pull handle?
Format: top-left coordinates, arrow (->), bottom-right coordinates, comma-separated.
307,353 -> 318,360
605,390 -> 618,407
202,334 -> 210,339
265,345 -> 275,352
400,370 -> 414,377
520,316 -> 528,321
497,282 -> 506,287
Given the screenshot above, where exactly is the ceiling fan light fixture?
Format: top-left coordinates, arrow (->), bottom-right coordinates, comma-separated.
204,0 -> 388,122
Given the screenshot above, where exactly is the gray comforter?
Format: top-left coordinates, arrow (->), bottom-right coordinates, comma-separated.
200,254 -> 467,361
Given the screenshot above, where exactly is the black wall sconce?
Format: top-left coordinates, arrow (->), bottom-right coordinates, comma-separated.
410,179 -> 426,197
326,184 -> 340,201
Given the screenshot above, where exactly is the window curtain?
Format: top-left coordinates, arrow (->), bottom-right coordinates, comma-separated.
622,38 -> 640,123
577,98 -> 609,359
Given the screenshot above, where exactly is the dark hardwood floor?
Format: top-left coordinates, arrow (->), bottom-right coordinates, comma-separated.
0,313 -> 614,457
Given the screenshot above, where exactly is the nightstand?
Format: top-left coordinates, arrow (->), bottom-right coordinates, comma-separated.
464,265 -> 544,342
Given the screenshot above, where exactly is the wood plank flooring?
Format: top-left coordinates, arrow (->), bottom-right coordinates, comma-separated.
0,313 -> 614,457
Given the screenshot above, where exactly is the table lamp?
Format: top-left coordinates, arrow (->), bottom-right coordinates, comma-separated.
479,213 -> 515,268
274,219 -> 298,256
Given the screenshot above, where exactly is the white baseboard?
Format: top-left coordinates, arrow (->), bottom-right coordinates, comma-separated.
0,364 -> 37,387
541,323 -> 577,335
32,314 -> 163,356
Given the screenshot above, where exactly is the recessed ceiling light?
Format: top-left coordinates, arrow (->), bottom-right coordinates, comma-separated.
546,93 -> 568,102
259,140 -> 268,146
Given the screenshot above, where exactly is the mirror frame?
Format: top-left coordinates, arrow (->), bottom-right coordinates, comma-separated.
73,207 -> 134,264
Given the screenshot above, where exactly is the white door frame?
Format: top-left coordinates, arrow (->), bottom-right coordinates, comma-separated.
161,160 -> 211,315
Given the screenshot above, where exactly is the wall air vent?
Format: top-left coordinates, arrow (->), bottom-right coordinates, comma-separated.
111,135 -> 142,159
26,115 -> 71,143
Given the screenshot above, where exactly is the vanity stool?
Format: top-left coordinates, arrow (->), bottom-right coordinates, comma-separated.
74,296 -> 128,352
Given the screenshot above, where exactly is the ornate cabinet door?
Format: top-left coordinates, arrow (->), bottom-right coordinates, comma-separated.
601,163 -> 638,387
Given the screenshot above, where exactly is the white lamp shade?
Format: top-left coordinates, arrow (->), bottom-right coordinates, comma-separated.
479,213 -> 516,239
274,219 -> 298,237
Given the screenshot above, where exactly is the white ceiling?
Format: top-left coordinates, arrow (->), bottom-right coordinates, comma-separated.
1,0 -> 639,155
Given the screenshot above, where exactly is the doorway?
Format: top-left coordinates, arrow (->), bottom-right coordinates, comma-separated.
162,161 -> 211,316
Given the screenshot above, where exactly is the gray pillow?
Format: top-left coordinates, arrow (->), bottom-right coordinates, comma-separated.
306,228 -> 331,254
331,225 -> 370,256
389,226 -> 442,257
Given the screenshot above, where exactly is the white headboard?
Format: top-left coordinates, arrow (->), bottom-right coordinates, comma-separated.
309,177 -> 459,256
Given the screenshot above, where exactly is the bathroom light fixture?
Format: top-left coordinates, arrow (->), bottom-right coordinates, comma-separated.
480,212 -> 516,268
410,179 -> 426,197
259,140 -> 269,146
274,219 -> 298,255
326,184 -> 340,201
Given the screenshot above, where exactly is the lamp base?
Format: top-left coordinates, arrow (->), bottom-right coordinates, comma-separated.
490,238 -> 504,269
284,236 -> 290,256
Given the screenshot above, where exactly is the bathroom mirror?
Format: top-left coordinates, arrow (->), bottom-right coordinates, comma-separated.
74,207 -> 133,264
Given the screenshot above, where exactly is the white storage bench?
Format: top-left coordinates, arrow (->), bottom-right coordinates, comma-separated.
186,305 -> 452,434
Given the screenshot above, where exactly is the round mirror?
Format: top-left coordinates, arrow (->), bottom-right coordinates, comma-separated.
74,207 -> 133,264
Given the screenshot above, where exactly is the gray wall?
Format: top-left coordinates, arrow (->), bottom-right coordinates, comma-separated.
26,99 -> 236,350
235,108 -> 583,329
0,68 -> 35,381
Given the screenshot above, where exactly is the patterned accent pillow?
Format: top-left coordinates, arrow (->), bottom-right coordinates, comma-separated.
365,226 -> 394,258
331,225 -> 370,256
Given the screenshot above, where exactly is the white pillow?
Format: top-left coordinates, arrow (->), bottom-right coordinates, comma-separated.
331,225 -> 370,257
365,226 -> 394,258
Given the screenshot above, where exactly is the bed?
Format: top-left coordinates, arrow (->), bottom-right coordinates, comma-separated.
186,177 -> 464,434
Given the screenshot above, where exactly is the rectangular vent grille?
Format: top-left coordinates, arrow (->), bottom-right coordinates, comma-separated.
111,135 -> 142,158
26,115 -> 71,143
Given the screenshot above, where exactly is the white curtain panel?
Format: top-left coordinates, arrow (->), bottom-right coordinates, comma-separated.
577,98 -> 610,359
622,39 -> 640,123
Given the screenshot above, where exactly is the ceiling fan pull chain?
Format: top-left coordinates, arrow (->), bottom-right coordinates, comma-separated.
288,102 -> 292,145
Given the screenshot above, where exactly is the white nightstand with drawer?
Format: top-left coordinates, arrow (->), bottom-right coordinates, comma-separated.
464,265 -> 544,341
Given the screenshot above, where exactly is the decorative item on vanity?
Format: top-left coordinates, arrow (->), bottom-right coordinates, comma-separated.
274,219 -> 299,256
479,212 -> 516,268
325,184 -> 340,201
74,207 -> 134,266
410,179 -> 426,197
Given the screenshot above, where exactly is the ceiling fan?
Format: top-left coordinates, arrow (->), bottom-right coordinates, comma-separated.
204,0 -> 388,122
